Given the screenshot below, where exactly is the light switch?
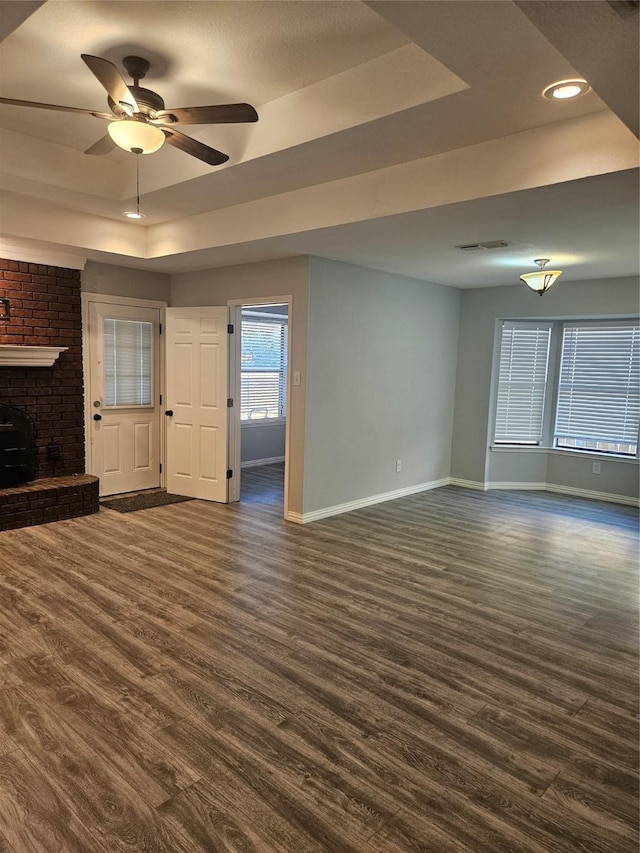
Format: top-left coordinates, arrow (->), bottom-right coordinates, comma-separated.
293,371 -> 301,386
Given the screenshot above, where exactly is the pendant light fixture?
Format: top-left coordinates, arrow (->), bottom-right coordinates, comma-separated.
122,150 -> 145,219
520,258 -> 563,295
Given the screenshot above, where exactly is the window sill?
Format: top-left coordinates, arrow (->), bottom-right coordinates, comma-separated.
490,445 -> 638,463
241,418 -> 286,429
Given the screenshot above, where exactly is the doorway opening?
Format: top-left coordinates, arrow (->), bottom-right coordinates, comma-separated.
234,302 -> 289,510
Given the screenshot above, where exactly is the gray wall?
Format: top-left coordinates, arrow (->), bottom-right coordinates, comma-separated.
303,257 -> 461,514
241,422 -> 285,465
83,256 -> 638,514
82,261 -> 171,302
170,256 -> 309,515
451,276 -> 640,499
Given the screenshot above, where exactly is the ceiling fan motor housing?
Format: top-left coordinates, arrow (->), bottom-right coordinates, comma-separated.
122,55 -> 150,82
107,56 -> 165,118
109,87 -> 165,118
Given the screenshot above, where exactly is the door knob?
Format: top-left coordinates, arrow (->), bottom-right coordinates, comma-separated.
93,413 -> 102,421
165,410 -> 174,417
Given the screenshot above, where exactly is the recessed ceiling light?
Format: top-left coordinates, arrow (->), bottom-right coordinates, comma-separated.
542,79 -> 591,100
122,211 -> 145,220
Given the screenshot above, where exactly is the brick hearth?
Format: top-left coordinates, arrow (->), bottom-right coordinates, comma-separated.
0,474 -> 99,531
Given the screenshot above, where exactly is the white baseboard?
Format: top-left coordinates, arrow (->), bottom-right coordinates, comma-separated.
486,481 -> 547,491
458,478 -> 638,507
285,476 -> 639,524
241,456 -> 285,469
288,478 -> 450,524
285,511 -> 304,524
449,478 -> 486,491
544,483 -> 639,507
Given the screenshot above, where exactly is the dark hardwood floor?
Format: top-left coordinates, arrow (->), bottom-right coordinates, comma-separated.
0,466 -> 637,852
240,462 -> 285,505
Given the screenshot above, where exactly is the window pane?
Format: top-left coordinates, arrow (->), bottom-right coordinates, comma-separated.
241,313 -> 287,420
555,323 -> 639,455
103,319 -> 153,407
494,322 -> 552,443
241,320 -> 284,370
241,373 -> 281,419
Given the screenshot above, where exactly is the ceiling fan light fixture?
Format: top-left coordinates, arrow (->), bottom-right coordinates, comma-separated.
542,78 -> 591,100
520,259 -> 563,295
108,119 -> 165,154
122,210 -> 145,220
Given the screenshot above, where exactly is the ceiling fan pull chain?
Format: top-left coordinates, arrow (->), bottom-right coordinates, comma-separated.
135,152 -> 141,217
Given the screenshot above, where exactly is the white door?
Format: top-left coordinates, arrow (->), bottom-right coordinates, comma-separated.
87,301 -> 161,497
165,307 -> 229,502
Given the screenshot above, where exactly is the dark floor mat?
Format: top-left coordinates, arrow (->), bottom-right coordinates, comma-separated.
100,492 -> 193,513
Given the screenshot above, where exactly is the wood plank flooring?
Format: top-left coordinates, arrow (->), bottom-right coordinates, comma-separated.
0,464 -> 637,852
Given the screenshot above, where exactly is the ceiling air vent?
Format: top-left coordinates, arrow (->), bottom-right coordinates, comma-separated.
455,240 -> 509,251
607,0 -> 639,17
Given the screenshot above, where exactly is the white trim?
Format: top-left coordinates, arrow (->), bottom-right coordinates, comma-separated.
0,345 -> 67,367
227,294 -> 292,520
484,479 -> 638,506
241,456 -> 285,469
486,481 -> 547,491
490,445 -> 637,464
285,511 -> 305,524
227,305 -> 241,503
288,478 -> 450,524
449,478 -> 487,491
0,238 -> 86,270
544,483 -> 639,507
285,475 -> 639,523
81,293 -> 168,310
228,295 -> 291,308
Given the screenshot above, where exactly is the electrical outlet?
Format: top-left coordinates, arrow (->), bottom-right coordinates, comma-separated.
396,459 -> 402,473
592,461 -> 601,474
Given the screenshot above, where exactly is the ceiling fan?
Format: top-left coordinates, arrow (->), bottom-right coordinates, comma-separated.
0,54 -> 258,165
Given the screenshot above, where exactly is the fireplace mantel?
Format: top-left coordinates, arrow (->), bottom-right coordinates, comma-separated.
0,345 -> 68,367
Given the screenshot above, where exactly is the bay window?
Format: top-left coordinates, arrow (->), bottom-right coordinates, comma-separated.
494,319 -> 639,457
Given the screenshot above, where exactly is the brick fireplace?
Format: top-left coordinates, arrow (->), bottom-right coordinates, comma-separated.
0,258 -> 98,530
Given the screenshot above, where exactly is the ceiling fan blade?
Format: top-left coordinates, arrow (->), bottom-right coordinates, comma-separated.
0,97 -> 112,120
161,127 -> 229,165
154,103 -> 258,125
81,54 -> 138,112
85,135 -> 117,156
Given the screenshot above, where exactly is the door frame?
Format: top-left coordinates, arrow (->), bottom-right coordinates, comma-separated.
227,295 -> 292,518
82,292 -> 167,490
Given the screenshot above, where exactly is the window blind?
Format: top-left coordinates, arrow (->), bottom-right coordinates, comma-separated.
494,321 -> 552,444
555,322 -> 639,455
241,314 -> 288,420
103,319 -> 153,407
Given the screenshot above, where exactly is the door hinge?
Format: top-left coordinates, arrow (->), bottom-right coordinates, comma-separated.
226,469 -> 233,479
159,323 -> 163,334
227,398 -> 233,408
159,463 -> 163,474
227,323 -> 234,334
159,394 -> 163,405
